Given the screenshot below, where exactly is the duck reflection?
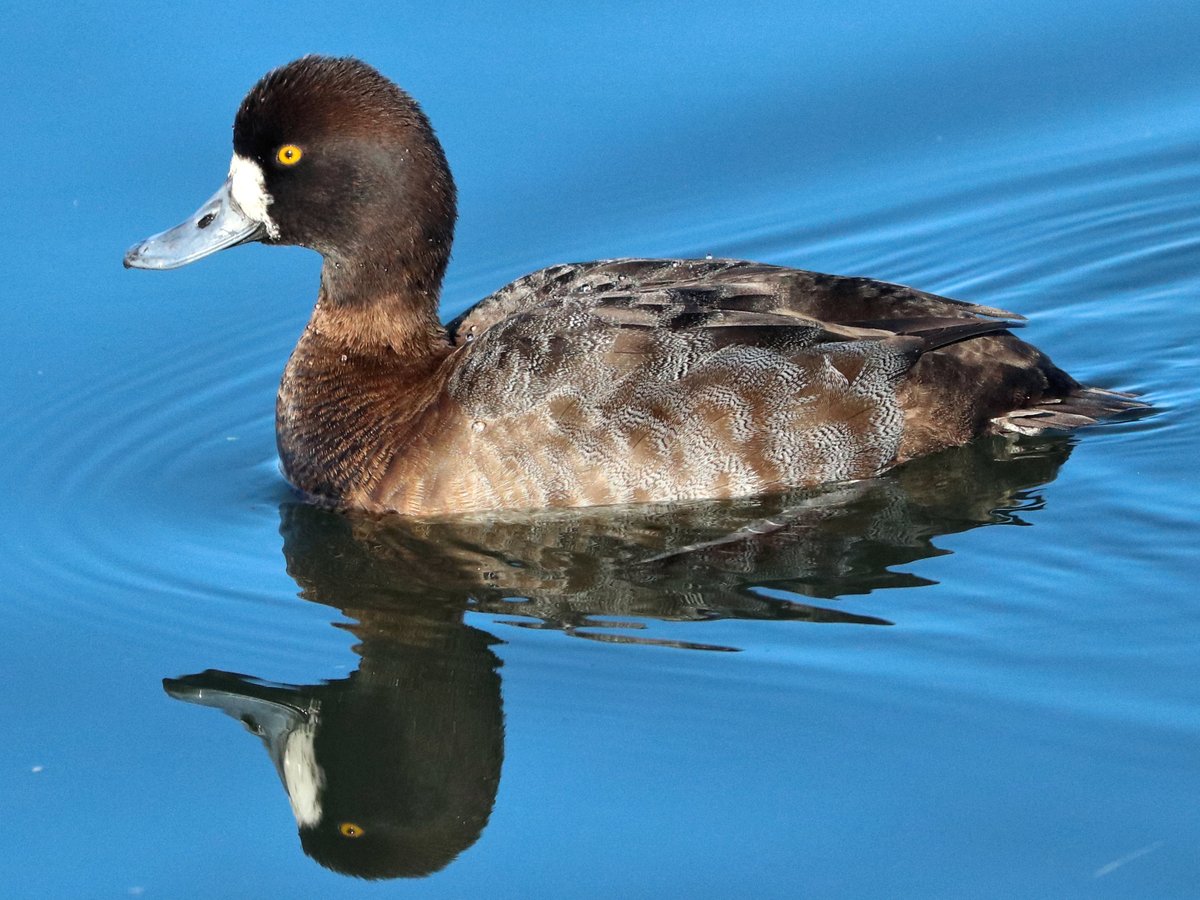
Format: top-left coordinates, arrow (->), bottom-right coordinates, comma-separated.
165,434 -> 1071,878
164,517 -> 503,879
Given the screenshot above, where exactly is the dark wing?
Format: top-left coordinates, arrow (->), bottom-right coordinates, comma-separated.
445,257 -> 1143,454
445,257 -> 1020,348
446,260 -> 1017,422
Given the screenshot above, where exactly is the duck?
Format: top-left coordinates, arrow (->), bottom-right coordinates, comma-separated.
124,56 -> 1144,517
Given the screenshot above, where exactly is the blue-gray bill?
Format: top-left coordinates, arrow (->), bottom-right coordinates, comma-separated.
164,673 -> 314,817
124,178 -> 264,270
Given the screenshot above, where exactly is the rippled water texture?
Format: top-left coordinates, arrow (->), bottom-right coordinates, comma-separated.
4,4 -> 1200,897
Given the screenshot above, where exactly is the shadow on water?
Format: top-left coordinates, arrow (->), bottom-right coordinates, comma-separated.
165,434 -> 1072,879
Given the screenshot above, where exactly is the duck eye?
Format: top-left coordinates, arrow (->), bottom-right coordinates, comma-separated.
338,822 -> 365,838
276,144 -> 303,166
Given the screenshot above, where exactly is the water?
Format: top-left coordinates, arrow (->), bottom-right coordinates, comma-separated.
3,3 -> 1199,896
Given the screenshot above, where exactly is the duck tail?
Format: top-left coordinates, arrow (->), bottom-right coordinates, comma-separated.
991,386 -> 1151,435
877,317 -> 1152,434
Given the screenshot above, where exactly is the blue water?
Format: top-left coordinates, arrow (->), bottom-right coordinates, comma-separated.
4,3 -> 1200,896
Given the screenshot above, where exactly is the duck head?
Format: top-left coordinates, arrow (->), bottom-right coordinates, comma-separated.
124,56 -> 457,303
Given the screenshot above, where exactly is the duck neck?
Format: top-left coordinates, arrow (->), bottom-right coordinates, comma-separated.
308,252 -> 451,359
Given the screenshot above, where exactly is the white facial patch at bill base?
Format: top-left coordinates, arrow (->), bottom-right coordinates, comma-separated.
281,715 -> 325,827
228,154 -> 280,239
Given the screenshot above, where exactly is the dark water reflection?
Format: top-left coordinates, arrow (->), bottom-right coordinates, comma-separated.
166,434 -> 1070,879
165,512 -> 506,880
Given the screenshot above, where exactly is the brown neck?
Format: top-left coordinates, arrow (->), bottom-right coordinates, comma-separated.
309,258 -> 451,357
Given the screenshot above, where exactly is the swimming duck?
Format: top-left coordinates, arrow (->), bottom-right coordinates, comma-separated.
125,56 -> 1142,516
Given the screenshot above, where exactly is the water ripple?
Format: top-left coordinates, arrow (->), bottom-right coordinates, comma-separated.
9,305 -> 319,656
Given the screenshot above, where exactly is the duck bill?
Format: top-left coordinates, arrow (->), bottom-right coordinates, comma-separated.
164,672 -> 325,827
163,672 -> 310,752
124,178 -> 265,270
164,673 -> 313,792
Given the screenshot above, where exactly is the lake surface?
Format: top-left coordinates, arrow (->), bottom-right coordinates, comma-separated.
3,3 -> 1199,897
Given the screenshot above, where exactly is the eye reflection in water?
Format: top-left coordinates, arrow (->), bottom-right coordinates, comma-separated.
165,435 -> 1071,879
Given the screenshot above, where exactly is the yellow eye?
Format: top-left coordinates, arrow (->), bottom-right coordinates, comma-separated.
276,144 -> 303,166
339,822 -> 365,838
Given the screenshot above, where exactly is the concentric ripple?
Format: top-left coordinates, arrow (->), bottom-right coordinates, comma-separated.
6,297 -> 344,661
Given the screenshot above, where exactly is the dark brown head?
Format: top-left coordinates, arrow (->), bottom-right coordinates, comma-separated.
126,56 -> 457,303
